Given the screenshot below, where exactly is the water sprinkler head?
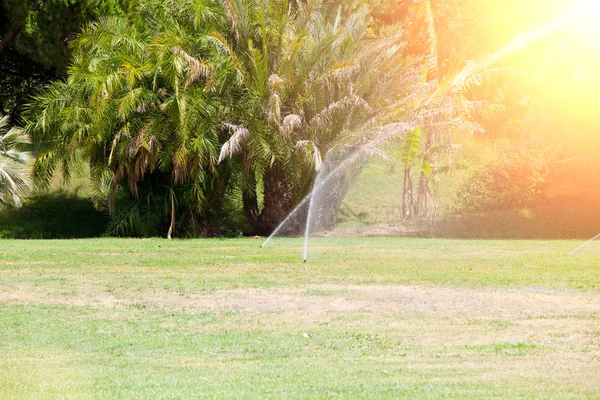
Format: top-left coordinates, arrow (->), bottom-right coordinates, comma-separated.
303,259 -> 307,263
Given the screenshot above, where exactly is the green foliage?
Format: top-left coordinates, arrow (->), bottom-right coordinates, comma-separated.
214,0 -> 416,233
0,0 -> 135,130
0,49 -> 55,121
401,127 -> 421,165
0,191 -> 108,238
24,1 -> 231,236
23,0 -> 419,236
450,145 -> 550,213
2,0 -> 134,71
0,116 -> 31,207
105,198 -> 162,237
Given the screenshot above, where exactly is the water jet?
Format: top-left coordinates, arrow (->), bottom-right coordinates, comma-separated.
262,3 -> 589,261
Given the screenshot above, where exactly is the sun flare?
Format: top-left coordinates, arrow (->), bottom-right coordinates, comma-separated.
469,0 -> 600,132
577,0 -> 600,13
572,0 -> 600,38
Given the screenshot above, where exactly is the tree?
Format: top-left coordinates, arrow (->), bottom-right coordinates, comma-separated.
0,115 -> 31,207
214,0 -> 417,234
0,0 -> 134,123
0,47 -> 55,121
1,0 -> 133,70
388,0 -> 477,220
23,0 -> 460,236
24,0 -> 230,237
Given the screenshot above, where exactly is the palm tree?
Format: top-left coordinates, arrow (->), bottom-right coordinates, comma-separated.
0,116 -> 32,207
214,0 -> 418,234
24,0 -> 462,236
24,0 -> 229,237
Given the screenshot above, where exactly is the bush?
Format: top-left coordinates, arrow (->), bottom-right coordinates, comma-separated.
0,191 -> 109,239
450,146 -> 550,213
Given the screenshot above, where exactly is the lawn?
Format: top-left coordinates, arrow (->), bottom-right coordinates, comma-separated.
1,237 -> 599,398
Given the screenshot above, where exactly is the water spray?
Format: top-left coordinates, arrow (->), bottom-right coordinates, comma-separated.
261,2 -> 591,261
302,167 -> 321,263
260,123 -> 415,258
260,142 -> 381,248
567,232 -> 600,256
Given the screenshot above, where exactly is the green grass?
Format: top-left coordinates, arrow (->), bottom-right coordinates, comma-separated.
1,237 -> 600,398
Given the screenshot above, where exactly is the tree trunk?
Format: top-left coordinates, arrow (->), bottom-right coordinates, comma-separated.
242,161 -> 293,236
109,178 -> 118,216
402,165 -> 414,219
242,160 -> 261,232
415,170 -> 429,217
243,188 -> 260,232
311,161 -> 363,231
415,126 -> 437,218
0,23 -> 22,57
167,189 -> 175,239
256,161 -> 293,235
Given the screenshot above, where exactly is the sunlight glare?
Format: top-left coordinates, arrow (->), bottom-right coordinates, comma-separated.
578,0 -> 600,14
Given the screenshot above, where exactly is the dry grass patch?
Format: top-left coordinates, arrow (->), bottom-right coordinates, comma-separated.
1,238 -> 600,398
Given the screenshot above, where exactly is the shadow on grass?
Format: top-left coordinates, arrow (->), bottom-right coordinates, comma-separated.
429,205 -> 600,239
0,191 -> 109,239
330,204 -> 600,240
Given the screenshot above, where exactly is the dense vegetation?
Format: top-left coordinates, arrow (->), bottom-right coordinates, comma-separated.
1,0 -> 599,238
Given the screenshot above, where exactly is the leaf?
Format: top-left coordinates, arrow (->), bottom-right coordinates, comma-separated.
420,68 -> 428,83
401,127 -> 421,165
218,124 -> 249,163
421,160 -> 433,176
280,114 -> 303,137
295,140 -> 323,172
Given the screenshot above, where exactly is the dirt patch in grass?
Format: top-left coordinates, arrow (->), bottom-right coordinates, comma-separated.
2,283 -> 599,396
0,286 -> 363,313
4,283 -> 599,349
2,283 -> 598,317
0,261 -> 66,266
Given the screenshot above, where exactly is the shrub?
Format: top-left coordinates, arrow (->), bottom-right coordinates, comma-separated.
450,145 -> 550,213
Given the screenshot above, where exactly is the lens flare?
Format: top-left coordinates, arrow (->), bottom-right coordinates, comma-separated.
578,0 -> 600,14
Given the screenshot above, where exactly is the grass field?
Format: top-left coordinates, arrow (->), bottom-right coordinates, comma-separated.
1,237 -> 600,398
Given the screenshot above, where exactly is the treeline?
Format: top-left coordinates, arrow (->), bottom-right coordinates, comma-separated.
1,0 -> 598,238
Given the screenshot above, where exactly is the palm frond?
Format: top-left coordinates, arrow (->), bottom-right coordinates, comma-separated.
0,119 -> 32,207
172,46 -> 215,88
280,114 -> 303,137
295,140 -> 323,171
218,123 -> 249,163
